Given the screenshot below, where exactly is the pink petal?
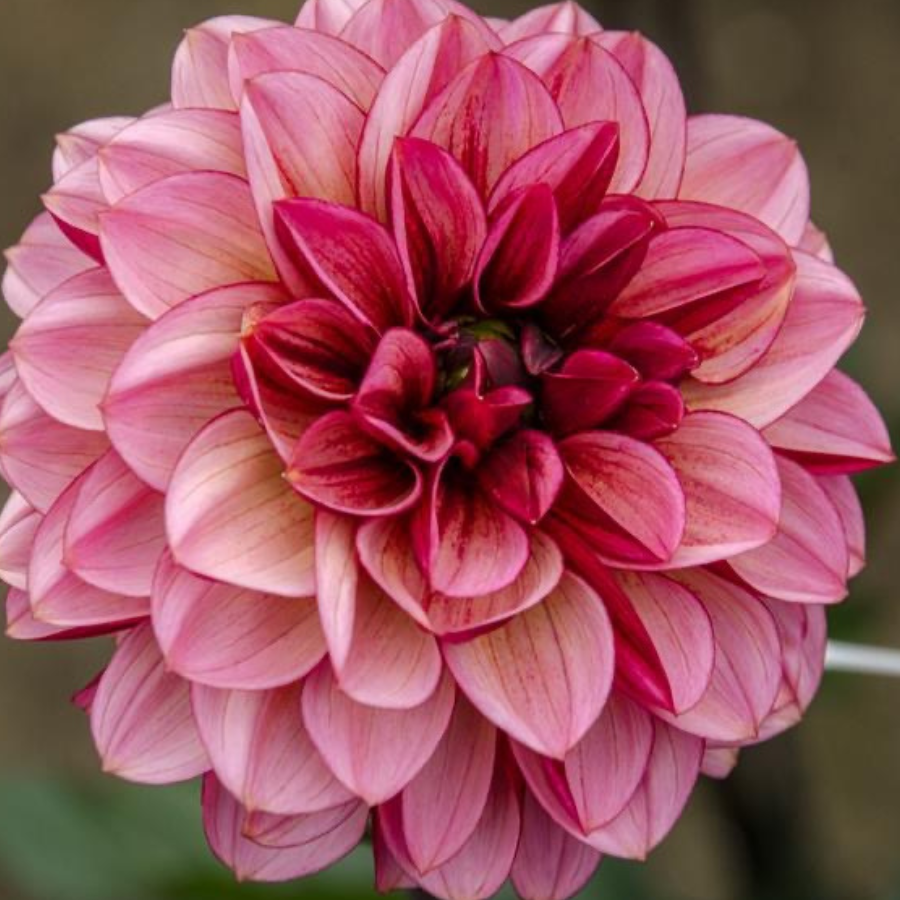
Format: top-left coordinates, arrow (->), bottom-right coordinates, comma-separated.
0,380 -> 109,513
683,252 -> 865,427
296,0 -> 369,33
474,184 -> 559,311
103,282 -> 271,490
248,298 -> 376,401
100,171 -> 275,320
275,198 -> 414,332
152,552 -> 326,690
413,460 -> 529,597
613,571 -> 715,715
0,492 -> 40,590
663,569 -> 782,742
228,25 -> 384,109
359,517 -> 564,635
6,587 -> 109,642
52,116 -> 135,181
288,411 -> 422,516
302,662 -> 455,804
512,790 -> 602,900
505,35 -> 649,193
357,15 -> 499,220
171,16 -> 279,111
558,431 -> 685,566
27,474 -> 148,628
701,745 -> 740,780
63,449 -> 165,597
654,411 -> 781,567
241,71 -> 365,293
818,475 -> 866,577
681,114 -> 810,245
584,719 -> 703,859
193,682 -> 353,815
730,456 -> 849,604
202,774 -> 366,881
380,759 -> 521,900
595,32 -> 686,200
499,2 -> 600,42
798,221 -> 834,262
490,122 -> 620,234
247,799 -> 369,851
98,109 -> 246,204
763,370 -> 894,473
12,268 -> 147,431
42,156 -> 107,261
443,571 -> 614,759
167,409 -> 316,597
2,212 -> 94,318
477,430 -> 564,525
412,52 -> 563,198
400,696 -> 497,872
91,624 -> 209,784
390,137 -> 487,320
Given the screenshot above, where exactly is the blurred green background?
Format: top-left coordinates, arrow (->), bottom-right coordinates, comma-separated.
0,1 -> 898,899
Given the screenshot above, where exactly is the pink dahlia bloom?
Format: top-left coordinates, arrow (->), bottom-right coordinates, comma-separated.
0,1 -> 894,896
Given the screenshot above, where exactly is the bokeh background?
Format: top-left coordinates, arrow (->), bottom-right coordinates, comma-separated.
0,0 -> 898,898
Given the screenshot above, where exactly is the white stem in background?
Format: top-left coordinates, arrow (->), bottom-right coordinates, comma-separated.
825,641 -> 900,678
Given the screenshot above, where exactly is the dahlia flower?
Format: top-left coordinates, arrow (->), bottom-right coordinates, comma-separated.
0,0 -> 893,896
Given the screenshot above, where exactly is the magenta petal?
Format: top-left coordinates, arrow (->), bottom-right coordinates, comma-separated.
91,624 -> 209,784
614,382 -> 685,441
681,114 -> 810,246
0,381 -> 109,513
100,171 -> 275,320
153,552 -> 326,691
358,16 -> 499,220
608,322 -> 699,381
64,449 -> 166,598
400,696 -> 497,873
558,431 -> 685,566
490,122 -> 620,234
542,350 -> 640,435
288,411 -> 422,516
443,571 -> 614,759
0,492 -> 40,590
584,719 -> 703,859
98,109 -> 246,204
275,198 -> 414,332
390,137 -> 487,320
192,682 -> 353,815
474,184 -> 559,312
202,774 -> 366,882
730,456 -> 849,604
302,662 -> 455,805
11,268 -> 147,431
477,429 -> 564,524
167,409 -> 316,597
512,790 -> 602,900
505,35 -> 649,193
249,299 -> 376,402
103,282 -> 271,490
654,411 -> 781,567
228,25 -> 384,109
763,370 -> 894,473
412,52 -> 563,198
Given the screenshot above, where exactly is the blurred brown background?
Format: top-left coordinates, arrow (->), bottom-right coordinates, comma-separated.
0,1 -> 898,899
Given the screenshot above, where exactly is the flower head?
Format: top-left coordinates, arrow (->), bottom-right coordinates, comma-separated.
1,1 -> 894,897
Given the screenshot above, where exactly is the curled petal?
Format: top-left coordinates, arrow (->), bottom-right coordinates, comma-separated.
730,456 -> 850,604
101,171 -> 275,320
192,682 -> 353,815
91,624 -> 209,784
608,322 -> 699,382
443,571 -> 614,759
681,114 -> 810,245
654,412 -> 781,568
302,662 -> 455,805
167,409 -> 316,597
153,552 -> 326,691
104,282 -> 271,490
11,268 -> 147,431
